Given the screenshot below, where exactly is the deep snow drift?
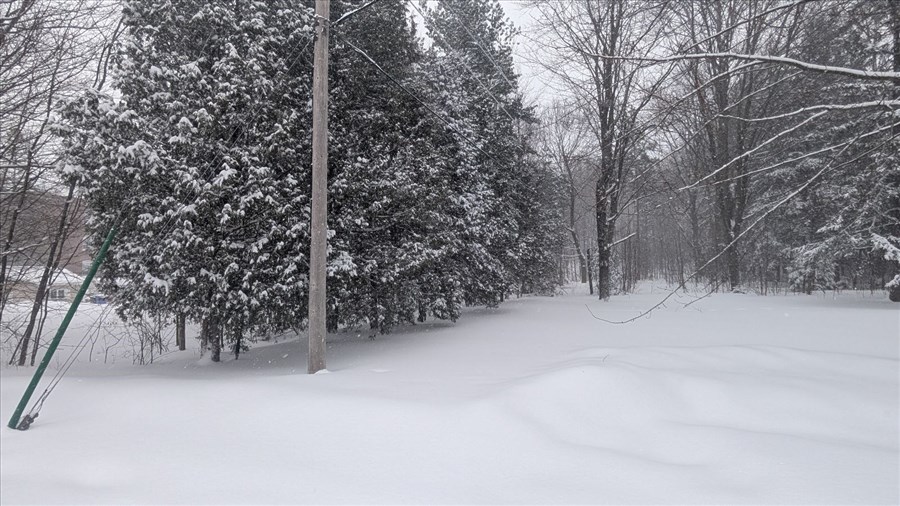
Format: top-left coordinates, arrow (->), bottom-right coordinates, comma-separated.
1,285 -> 898,504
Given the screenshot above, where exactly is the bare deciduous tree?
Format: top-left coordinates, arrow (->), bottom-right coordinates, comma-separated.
1,0 -> 120,365
530,0 -> 671,299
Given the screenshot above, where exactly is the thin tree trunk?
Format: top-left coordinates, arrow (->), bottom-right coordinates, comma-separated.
200,317 -> 209,356
596,187 -> 611,300
567,172 -> 587,283
209,316 -> 220,363
232,323 -> 243,360
725,242 -> 741,291
175,313 -> 186,351
0,154 -> 31,327
417,299 -> 427,323
29,290 -> 50,365
586,248 -> 594,295
14,181 -> 76,366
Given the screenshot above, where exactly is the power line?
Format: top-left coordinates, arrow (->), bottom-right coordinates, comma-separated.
337,32 -> 509,166
333,0 -> 386,26
408,0 -> 517,124
436,0 -> 517,91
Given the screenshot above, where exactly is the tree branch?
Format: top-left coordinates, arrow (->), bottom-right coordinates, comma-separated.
593,52 -> 900,81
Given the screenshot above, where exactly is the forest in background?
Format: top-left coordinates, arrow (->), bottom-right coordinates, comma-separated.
534,0 -> 900,303
2,0 -> 898,365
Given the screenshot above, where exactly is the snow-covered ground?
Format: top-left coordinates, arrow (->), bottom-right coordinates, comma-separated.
1,285 -> 898,504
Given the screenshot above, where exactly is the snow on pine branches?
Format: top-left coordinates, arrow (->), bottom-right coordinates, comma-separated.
55,0 -> 564,359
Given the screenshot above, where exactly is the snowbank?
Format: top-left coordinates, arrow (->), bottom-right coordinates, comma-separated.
1,286 -> 897,504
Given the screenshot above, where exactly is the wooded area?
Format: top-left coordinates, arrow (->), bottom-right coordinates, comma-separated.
1,0 -> 898,365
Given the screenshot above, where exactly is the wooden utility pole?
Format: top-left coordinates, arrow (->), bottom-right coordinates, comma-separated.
308,0 -> 330,374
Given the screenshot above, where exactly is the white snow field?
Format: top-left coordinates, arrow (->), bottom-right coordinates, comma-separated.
1,285 -> 898,505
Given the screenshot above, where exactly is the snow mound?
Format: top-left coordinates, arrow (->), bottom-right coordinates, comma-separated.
1,289 -> 897,504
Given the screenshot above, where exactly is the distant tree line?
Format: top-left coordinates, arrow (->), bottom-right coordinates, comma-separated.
533,0 -> 900,301
4,0 -> 898,367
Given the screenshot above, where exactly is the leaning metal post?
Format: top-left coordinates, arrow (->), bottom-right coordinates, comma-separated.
7,226 -> 117,430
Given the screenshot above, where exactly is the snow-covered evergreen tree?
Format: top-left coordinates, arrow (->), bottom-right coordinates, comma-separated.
56,0 -> 566,354
421,0 -> 561,301
58,0 -> 317,359
756,1 -> 900,296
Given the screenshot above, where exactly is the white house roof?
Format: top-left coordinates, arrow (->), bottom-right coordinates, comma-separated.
7,266 -> 85,286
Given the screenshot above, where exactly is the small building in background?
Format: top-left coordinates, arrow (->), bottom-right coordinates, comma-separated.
4,266 -> 85,303
1,189 -> 91,307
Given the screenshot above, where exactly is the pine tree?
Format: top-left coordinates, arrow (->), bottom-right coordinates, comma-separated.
422,0 -> 561,302
57,0 -> 317,359
753,0 -> 900,295
57,0 -> 567,352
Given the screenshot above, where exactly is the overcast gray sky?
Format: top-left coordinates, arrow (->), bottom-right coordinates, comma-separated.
498,1 -> 560,108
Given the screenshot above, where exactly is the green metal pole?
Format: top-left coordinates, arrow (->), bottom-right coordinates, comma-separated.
7,226 -> 117,430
